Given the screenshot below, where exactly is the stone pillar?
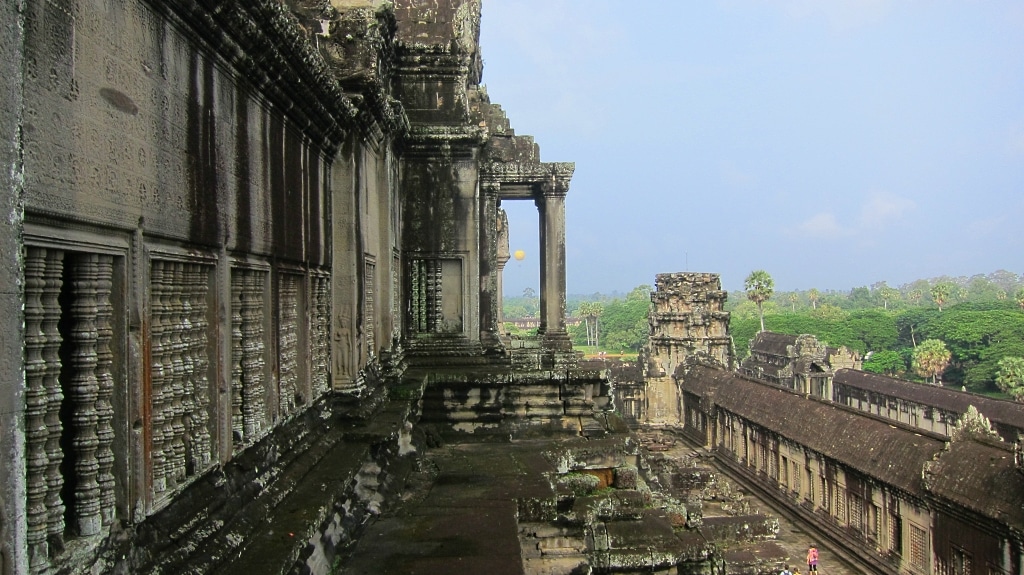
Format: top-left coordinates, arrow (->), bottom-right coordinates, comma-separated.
478,182 -> 502,352
496,208 -> 510,332
537,183 -> 570,349
0,0 -> 26,569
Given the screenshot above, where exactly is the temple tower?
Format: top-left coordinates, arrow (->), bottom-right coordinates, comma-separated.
643,272 -> 733,426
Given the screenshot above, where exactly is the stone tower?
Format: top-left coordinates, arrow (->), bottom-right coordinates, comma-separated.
643,272 -> 732,426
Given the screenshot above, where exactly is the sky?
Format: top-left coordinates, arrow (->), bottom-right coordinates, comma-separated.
478,1 -> 1024,295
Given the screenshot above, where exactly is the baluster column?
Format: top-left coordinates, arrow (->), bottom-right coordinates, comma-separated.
66,254 -> 102,536
94,254 -> 115,526
42,250 -> 65,548
24,247 -> 49,567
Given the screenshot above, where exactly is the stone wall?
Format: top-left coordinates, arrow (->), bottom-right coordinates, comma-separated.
1,2 -> 27,572
9,1 -> 404,571
3,1 -> 586,571
676,364 -> 1024,575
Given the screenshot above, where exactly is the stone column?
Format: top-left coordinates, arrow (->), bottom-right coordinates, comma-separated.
0,1 -> 26,569
478,182 -> 502,352
496,208 -> 510,332
537,182 -> 570,350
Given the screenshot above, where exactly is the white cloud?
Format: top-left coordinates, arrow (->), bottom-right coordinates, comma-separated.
791,192 -> 915,240
858,193 -> 916,229
796,212 -> 849,238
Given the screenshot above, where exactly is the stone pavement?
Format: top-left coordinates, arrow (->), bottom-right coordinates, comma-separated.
339,435 -> 868,575
340,441 -> 555,575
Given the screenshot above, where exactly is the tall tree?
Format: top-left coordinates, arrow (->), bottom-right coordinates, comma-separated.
908,289 -> 923,306
788,293 -> 797,312
995,356 -> 1024,401
1016,288 -> 1024,311
930,282 -> 953,312
744,270 -> 775,332
878,285 -> 900,310
593,303 -> 604,348
913,338 -> 951,384
863,350 -> 905,376
807,288 -> 820,310
578,301 -> 603,347
956,287 -> 969,302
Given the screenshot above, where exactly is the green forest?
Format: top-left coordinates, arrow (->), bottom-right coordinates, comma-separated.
503,270 -> 1024,398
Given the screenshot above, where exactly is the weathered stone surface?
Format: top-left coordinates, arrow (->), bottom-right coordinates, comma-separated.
0,2 -> 26,573
627,273 -> 732,427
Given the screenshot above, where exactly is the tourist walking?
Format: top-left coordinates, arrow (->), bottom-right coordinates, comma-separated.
780,566 -> 793,575
807,545 -> 819,572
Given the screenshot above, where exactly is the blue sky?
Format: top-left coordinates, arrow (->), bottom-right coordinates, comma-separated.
479,1 -> 1024,295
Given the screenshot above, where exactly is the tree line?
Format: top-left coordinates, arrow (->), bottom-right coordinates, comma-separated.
733,270 -> 1024,399
503,269 -> 1024,398
503,285 -> 652,354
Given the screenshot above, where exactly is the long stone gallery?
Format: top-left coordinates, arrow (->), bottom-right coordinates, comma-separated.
1,1 -> 1022,574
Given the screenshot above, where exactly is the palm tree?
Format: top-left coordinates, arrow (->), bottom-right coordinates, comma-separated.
908,289 -> 923,306
930,283 -> 953,312
788,293 -> 797,312
878,285 -> 900,310
1015,288 -> 1024,311
578,301 -> 603,347
807,288 -> 820,310
744,270 -> 775,332
913,339 -> 951,385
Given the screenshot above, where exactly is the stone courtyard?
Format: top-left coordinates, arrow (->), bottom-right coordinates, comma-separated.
334,426 -> 868,575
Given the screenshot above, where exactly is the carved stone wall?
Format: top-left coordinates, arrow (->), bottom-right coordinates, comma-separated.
12,0 -> 380,570
4,0 -> 573,571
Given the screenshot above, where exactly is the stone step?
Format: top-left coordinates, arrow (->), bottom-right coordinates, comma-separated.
105,383 -> 424,575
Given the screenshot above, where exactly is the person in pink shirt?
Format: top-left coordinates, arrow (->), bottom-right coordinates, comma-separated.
807,545 -> 819,572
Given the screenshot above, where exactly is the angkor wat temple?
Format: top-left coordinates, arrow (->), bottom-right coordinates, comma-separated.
2,1 -> 1023,574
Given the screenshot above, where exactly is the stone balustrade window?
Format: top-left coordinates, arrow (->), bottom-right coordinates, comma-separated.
230,268 -> 269,450
24,247 -> 121,569
149,259 -> 214,501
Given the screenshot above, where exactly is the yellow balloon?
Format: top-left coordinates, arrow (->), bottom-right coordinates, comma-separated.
513,249 -> 526,261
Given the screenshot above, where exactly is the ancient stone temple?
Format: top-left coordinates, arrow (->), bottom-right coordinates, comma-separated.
739,331 -> 861,398
603,271 -> 1024,574
1,1 -> 607,573
635,272 -> 733,427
